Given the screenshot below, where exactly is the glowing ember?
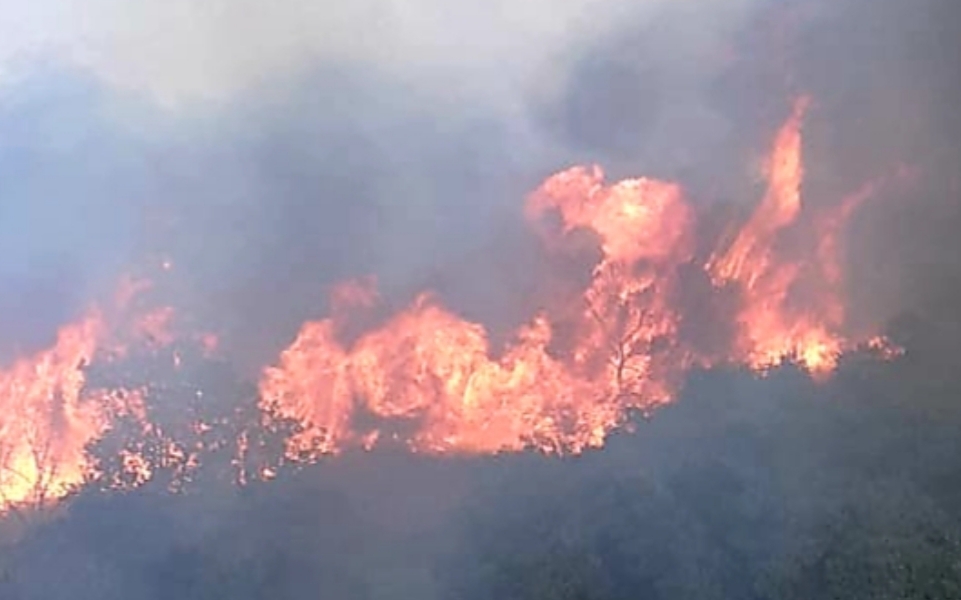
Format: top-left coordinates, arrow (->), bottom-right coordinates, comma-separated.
0,279 -> 190,512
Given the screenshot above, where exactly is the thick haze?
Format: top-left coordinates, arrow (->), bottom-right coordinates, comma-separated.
0,0 -> 754,106
1,0 -> 959,365
2,2 -> 961,599
0,0 -> 765,365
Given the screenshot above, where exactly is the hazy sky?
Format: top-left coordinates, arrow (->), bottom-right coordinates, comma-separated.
0,0 -> 771,359
1,0 -> 957,364
1,0 -> 667,106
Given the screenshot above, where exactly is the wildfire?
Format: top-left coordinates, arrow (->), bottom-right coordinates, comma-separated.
0,96 -> 900,512
0,277 -> 191,512
706,97 -> 872,375
260,96 -> 888,459
0,312 -> 107,508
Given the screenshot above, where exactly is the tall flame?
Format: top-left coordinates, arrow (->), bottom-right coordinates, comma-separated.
260,97 -> 888,460
0,97 -> 900,512
0,277 -> 190,512
0,312 -> 107,508
707,97 -> 865,374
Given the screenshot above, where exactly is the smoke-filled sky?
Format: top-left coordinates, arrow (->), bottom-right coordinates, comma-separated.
0,0 -> 759,106
1,0 -> 959,366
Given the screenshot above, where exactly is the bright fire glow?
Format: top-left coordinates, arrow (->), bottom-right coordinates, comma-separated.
0,97 -> 902,512
260,97 -> 890,460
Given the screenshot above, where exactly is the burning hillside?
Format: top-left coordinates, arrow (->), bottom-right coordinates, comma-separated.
0,97 -> 899,513
0,277 -> 213,511
260,97 -> 896,459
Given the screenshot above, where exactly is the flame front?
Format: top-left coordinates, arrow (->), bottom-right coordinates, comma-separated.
0,313 -> 107,508
261,98 -> 888,459
0,277 -> 196,512
0,97 -> 899,510
707,97 -> 868,374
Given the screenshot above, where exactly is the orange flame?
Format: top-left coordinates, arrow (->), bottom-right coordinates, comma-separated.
261,96 -> 890,460
1,96 -> 902,508
0,312 -> 108,508
707,96 -> 871,375
0,278 -> 195,512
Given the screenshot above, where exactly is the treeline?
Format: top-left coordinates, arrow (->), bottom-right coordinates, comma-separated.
1,313 -> 961,599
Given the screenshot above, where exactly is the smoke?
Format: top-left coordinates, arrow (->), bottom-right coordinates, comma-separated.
2,0 -> 958,364
1,0 -> 783,370
0,69 -> 150,362
1,0 -> 961,597
790,0 -> 961,338
0,0 -> 751,108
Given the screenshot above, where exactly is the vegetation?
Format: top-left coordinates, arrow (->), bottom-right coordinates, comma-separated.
1,313 -> 960,600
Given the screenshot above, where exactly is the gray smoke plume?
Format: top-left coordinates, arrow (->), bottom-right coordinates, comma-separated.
1,0 -> 960,599
1,0 -> 776,368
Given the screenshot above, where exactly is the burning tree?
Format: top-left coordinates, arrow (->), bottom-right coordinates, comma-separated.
85,340 -> 295,495
0,314 -> 108,515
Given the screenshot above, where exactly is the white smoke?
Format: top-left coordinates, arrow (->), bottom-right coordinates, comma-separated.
1,0 -> 766,109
